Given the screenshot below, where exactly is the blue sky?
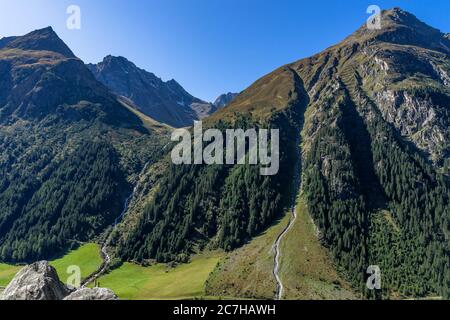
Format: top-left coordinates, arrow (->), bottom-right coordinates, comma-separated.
1,0 -> 449,102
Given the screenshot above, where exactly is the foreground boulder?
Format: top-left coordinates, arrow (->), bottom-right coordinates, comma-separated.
0,261 -> 69,300
0,261 -> 118,300
64,287 -> 118,300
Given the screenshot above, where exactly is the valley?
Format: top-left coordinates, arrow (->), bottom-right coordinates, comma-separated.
1,245 -> 220,300
0,7 -> 448,300
91,253 -> 221,300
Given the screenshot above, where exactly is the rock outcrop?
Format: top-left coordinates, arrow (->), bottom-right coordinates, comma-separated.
64,288 -> 118,300
373,90 -> 448,165
0,261 -> 69,300
0,261 -> 118,301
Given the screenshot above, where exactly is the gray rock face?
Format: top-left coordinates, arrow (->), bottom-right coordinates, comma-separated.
0,261 -> 69,300
0,261 -> 119,301
213,92 -> 239,109
373,90 -> 448,165
64,288 -> 118,300
87,55 -> 215,127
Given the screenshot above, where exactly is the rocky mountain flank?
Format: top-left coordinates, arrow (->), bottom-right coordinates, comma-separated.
87,55 -> 217,127
0,261 -> 117,300
213,92 -> 239,108
87,56 -> 240,127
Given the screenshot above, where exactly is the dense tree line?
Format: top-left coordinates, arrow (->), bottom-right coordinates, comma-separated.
0,140 -> 130,262
367,111 -> 449,298
303,102 -> 369,288
118,110 -> 302,263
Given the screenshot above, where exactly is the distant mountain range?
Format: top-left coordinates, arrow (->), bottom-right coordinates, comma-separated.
87,56 -> 238,127
213,92 -> 239,109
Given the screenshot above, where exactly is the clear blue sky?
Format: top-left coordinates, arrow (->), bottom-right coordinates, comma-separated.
1,0 -> 449,102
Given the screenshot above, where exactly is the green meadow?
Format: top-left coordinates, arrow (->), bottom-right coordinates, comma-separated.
1,243 -> 220,300
50,243 -> 103,284
93,254 -> 221,300
0,263 -> 22,287
0,243 -> 102,287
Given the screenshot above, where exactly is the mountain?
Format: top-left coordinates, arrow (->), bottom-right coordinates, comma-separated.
0,27 -> 169,263
116,8 -> 449,299
213,92 -> 239,108
87,56 -> 216,127
0,27 -> 75,58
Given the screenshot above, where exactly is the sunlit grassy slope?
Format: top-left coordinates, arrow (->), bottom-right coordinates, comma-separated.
206,214 -> 290,299
279,197 -> 357,300
94,254 -> 221,300
0,243 -> 102,287
50,243 -> 103,284
206,196 -> 358,300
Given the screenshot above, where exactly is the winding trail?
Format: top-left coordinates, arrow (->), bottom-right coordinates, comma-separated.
82,162 -> 150,287
273,205 -> 297,300
272,134 -> 301,300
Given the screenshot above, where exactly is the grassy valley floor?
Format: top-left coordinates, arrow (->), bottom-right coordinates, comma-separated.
279,198 -> 357,299
50,243 -> 103,284
1,200 -> 357,300
206,196 -> 358,300
0,243 -> 102,289
93,254 -> 221,300
205,214 -> 290,299
0,264 -> 22,288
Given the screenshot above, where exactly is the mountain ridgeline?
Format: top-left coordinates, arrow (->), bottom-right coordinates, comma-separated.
116,8 -> 449,298
0,27 -> 169,262
87,56 -> 233,128
213,92 -> 239,109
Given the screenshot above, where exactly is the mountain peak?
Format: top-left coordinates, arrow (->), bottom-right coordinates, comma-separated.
1,26 -> 76,58
103,55 -> 131,64
87,56 -> 214,127
33,26 -> 55,34
214,92 -> 239,108
382,7 -> 439,30
348,8 -> 450,53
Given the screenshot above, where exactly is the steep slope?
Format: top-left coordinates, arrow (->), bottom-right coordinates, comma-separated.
0,27 -> 169,263
296,8 -> 449,298
0,27 -> 75,58
117,8 -> 449,299
87,55 -> 215,127
116,63 -> 306,260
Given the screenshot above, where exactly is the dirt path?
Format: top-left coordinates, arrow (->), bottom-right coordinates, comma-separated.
273,135 -> 301,300
273,205 -> 297,300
